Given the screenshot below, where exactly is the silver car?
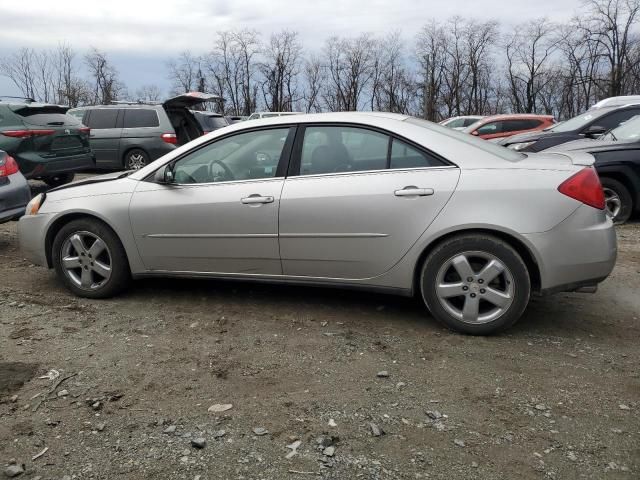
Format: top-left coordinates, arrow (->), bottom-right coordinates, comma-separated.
18,112 -> 617,335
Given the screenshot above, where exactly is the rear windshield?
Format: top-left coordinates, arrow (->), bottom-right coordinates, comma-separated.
13,107 -> 78,127
406,117 -> 526,162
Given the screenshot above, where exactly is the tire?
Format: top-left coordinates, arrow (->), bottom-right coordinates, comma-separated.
124,149 -> 150,170
601,177 -> 633,224
52,218 -> 130,299
43,173 -> 75,187
419,234 -> 531,335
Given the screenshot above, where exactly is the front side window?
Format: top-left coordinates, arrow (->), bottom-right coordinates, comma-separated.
171,127 -> 292,184
86,109 -> 118,129
300,126 -> 388,175
123,109 -> 159,128
592,109 -> 640,131
476,121 -> 503,135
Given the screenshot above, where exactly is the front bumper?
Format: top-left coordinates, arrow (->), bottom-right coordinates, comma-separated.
523,205 -> 617,292
18,212 -> 52,267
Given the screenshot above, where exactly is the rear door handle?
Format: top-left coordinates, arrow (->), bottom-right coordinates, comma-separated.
241,194 -> 274,205
394,186 -> 434,197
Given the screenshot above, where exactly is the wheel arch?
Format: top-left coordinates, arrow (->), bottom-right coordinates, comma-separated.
44,212 -> 128,268
598,171 -> 638,211
412,228 -> 542,295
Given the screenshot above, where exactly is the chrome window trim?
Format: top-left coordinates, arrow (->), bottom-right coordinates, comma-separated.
286,165 -> 458,181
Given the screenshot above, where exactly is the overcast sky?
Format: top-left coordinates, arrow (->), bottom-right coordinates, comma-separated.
0,0 -> 584,97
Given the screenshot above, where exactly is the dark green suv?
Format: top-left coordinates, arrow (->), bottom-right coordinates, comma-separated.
0,98 -> 94,186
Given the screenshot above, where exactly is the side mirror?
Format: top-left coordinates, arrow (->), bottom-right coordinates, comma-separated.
471,131 -> 479,136
584,125 -> 607,137
154,165 -> 175,184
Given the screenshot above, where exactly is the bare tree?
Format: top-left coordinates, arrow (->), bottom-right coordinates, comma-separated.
301,55 -> 324,113
260,30 -> 302,112
0,48 -> 37,100
579,0 -> 640,97
167,51 -> 205,95
505,18 -> 560,113
84,47 -> 124,104
416,20 -> 448,120
136,84 -> 163,102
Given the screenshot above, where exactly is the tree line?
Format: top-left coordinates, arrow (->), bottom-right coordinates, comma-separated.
1,0 -> 639,121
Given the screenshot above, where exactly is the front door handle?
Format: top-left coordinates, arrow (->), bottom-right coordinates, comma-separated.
241,194 -> 274,205
394,186 -> 434,197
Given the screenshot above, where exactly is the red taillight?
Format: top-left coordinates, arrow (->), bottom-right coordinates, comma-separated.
1,129 -> 55,138
161,133 -> 177,144
558,167 -> 605,210
0,155 -> 20,177
79,127 -> 90,134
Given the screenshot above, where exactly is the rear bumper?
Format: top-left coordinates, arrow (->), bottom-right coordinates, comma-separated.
15,151 -> 95,179
523,205 -> 617,292
18,212 -> 52,267
0,173 -> 31,223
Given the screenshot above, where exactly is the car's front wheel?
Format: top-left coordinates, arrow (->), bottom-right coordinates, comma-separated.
52,218 -> 130,298
420,234 -> 531,335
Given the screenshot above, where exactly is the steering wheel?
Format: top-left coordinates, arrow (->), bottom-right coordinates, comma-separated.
210,160 -> 235,181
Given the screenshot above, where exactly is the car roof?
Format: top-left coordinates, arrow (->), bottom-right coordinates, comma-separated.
70,104 -> 163,110
478,113 -> 555,121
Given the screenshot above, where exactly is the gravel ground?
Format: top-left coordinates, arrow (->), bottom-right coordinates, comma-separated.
0,201 -> 638,479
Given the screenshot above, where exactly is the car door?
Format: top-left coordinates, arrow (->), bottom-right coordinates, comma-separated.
279,124 -> 460,280
85,108 -> 122,167
129,126 -> 295,274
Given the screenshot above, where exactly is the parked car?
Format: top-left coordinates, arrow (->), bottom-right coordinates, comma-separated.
18,112 -> 616,335
190,110 -> 229,134
499,103 -> 640,152
547,115 -> 640,223
0,150 -> 31,223
68,93 -> 219,170
0,99 -> 93,186
439,115 -> 485,130
462,114 -> 555,140
589,95 -> 640,110
247,112 -> 303,120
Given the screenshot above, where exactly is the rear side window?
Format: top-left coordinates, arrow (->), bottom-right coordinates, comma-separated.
86,109 -> 119,129
502,119 -> 542,132
390,139 -> 446,169
123,109 -> 159,128
477,121 -> 503,135
207,116 -> 229,129
67,109 -> 85,122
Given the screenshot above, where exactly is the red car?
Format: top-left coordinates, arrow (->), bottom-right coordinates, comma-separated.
463,114 -> 555,140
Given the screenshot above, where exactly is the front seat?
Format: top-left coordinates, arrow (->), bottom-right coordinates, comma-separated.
310,142 -> 352,174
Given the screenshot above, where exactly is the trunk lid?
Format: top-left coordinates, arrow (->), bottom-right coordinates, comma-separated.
512,151 -> 595,169
163,92 -> 221,109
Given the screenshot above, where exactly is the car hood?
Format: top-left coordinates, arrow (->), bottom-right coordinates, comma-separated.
48,171 -> 132,193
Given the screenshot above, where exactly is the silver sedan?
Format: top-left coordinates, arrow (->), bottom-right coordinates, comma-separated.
18,112 -> 617,334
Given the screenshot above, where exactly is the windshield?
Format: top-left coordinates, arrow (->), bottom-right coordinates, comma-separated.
549,110 -> 609,133
603,115 -> 640,142
406,117 -> 525,162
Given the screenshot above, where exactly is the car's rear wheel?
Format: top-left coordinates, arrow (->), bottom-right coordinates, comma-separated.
601,177 -> 632,224
124,149 -> 149,170
420,234 -> 531,335
43,173 -> 74,187
52,218 -> 130,298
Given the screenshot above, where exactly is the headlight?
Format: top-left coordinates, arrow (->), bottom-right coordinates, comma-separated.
508,141 -> 535,151
25,193 -> 45,216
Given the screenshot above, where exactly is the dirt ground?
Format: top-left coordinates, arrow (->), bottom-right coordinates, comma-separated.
0,201 -> 638,479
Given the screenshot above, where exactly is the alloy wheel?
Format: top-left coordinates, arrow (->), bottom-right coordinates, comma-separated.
603,187 -> 622,219
435,251 -> 515,324
60,231 -> 112,290
128,153 -> 147,170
